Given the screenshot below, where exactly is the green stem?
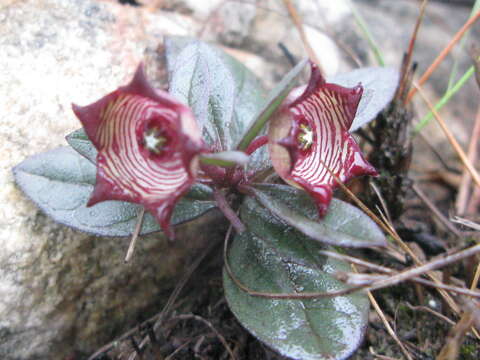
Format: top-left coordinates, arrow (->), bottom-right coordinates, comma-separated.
349,1 -> 385,67
236,59 -> 308,151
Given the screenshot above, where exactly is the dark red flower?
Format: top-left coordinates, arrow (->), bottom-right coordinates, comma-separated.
268,62 -> 377,217
72,64 -> 204,239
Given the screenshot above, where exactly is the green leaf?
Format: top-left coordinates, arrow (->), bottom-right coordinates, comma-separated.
224,195 -> 369,360
248,184 -> 386,248
13,147 -> 216,237
66,128 -> 97,163
165,36 -> 266,151
329,67 -> 399,132
237,58 -> 308,152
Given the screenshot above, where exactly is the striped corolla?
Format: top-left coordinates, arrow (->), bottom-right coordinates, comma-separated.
72,65 -> 204,239
268,63 -> 377,217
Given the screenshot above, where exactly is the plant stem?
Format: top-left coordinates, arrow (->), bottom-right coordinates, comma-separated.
236,59 -> 307,151
213,189 -> 245,234
245,135 -> 268,155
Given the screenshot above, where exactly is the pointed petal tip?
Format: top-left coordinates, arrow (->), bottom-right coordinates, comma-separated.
152,202 -> 177,241
87,176 -> 115,207
71,102 -> 85,118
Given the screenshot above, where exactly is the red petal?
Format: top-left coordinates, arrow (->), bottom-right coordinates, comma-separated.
269,62 -> 377,217
72,65 -> 204,238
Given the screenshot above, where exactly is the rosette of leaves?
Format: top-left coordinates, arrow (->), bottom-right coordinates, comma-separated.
13,36 -> 399,360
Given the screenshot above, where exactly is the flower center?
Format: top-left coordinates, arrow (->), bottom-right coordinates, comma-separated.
143,127 -> 167,155
297,123 -> 314,150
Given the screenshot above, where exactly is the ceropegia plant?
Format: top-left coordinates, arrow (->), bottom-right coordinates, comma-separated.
13,36 -> 399,360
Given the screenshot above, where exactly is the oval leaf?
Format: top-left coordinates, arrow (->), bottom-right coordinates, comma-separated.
329,67 -> 399,132
224,197 -> 369,359
165,36 -> 270,172
166,36 -> 266,150
66,128 -> 97,163
248,184 -> 386,248
13,147 -> 216,237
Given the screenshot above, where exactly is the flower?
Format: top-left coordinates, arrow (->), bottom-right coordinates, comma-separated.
72,64 -> 204,239
268,62 -> 377,217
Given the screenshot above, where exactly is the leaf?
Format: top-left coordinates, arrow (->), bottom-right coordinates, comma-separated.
165,36 -> 266,152
329,67 -> 399,132
248,184 -> 386,248
66,128 -> 97,163
13,147 -> 216,237
223,195 -> 370,360
237,58 -> 308,151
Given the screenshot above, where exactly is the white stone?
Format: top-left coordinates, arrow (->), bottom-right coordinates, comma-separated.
0,0 -> 212,358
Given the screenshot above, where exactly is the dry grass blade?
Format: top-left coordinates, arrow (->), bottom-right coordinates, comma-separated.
398,0 -> 428,102
170,314 -> 236,360
451,215 -> 480,291
412,184 -> 461,237
406,10 -> 480,103
436,310 -> 477,360
456,105 -> 480,214
369,181 -> 392,224
320,250 -> 480,298
414,83 -> 480,189
317,158 -> 467,319
165,340 -> 191,360
406,303 -> 456,326
125,208 -> 145,262
369,291 -> 413,360
470,257 -> 480,291
369,347 -> 401,360
451,216 -> 480,231
351,264 -> 414,360
282,0 -> 323,74
365,244 -> 480,292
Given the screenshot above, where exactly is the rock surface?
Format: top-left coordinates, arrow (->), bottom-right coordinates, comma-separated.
0,1 -> 214,359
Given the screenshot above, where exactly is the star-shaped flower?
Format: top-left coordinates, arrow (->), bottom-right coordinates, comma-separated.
268,62 -> 377,216
72,64 -> 204,239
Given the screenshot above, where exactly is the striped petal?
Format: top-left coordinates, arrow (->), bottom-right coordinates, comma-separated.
269,62 -> 377,217
72,64 -> 204,239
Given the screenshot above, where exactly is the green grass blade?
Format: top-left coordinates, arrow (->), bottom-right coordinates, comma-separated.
413,65 -> 475,134
447,2 -> 480,90
349,1 -> 385,66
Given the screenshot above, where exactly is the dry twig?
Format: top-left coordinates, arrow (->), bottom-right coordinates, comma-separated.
414,83 -> 480,188
283,0 -> 324,73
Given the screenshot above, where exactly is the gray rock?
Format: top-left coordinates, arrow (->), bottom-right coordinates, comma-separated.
0,0 -> 215,358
